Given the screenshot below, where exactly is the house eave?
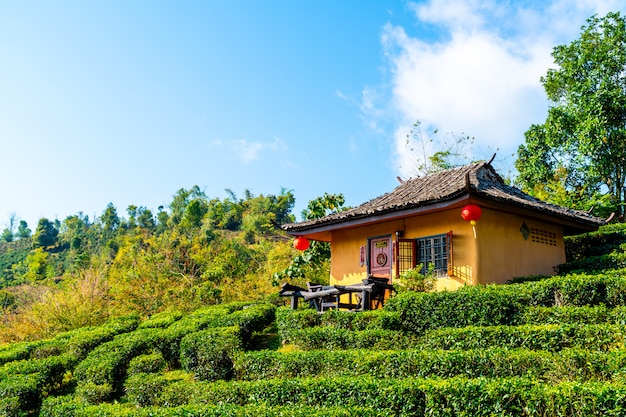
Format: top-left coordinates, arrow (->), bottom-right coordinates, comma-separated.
286,192 -> 603,240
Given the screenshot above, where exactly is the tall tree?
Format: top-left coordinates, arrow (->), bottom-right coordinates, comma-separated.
516,12 -> 626,218
272,193 -> 347,285
403,120 -> 475,177
17,220 -> 31,239
101,203 -> 120,232
33,218 -> 59,248
1,228 -> 13,243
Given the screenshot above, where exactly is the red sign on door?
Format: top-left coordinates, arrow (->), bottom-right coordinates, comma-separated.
369,237 -> 391,278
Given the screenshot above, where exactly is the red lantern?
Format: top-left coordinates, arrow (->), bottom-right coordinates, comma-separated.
461,204 -> 482,225
461,204 -> 482,239
293,236 -> 310,251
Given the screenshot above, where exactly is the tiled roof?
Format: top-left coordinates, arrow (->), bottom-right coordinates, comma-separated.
284,161 -> 605,233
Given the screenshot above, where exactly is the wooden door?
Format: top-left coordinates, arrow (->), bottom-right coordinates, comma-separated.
369,236 -> 392,278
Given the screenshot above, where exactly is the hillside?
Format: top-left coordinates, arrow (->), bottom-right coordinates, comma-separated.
0,223 -> 625,416
0,188 -> 336,344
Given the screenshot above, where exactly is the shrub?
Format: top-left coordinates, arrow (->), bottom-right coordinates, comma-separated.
74,328 -> 161,402
419,323 -> 625,352
396,265 -> 436,292
285,327 -> 416,350
140,375 -> 626,416
521,305 -> 611,325
275,307 -> 319,344
207,303 -> 276,347
179,326 -> 243,381
0,374 -> 40,416
319,309 -> 401,331
65,314 -> 140,359
127,351 -> 167,376
124,372 -> 169,407
0,354 -> 77,395
234,348 -> 553,381
385,285 -> 521,334
138,311 -> 184,329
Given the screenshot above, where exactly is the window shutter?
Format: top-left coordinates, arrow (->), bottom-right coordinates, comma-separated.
397,238 -> 417,277
447,230 -> 454,276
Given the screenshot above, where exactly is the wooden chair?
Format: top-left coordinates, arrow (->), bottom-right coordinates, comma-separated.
307,282 -> 337,312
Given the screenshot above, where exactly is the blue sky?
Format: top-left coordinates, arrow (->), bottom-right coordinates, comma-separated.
0,0 -> 623,230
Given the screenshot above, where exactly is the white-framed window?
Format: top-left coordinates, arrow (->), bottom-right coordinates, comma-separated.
396,232 -> 453,278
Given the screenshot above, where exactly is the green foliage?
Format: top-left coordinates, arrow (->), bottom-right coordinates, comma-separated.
127,351 -> 167,376
275,307 -> 401,344
385,271 -> 626,334
403,119 -> 476,176
273,193 -> 346,285
285,327 -> 415,351
234,347 -> 626,382
32,218 -> 59,248
516,12 -> 626,217
385,285 -> 522,334
4,187 -> 626,416
179,326 -> 242,381
420,323 -> 625,352
396,264 -> 436,292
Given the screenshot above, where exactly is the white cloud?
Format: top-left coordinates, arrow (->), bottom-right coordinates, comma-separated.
232,137 -> 286,163
374,0 -> 624,178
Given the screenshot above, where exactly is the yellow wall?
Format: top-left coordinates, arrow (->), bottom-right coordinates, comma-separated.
328,207 -> 566,290
475,208 -> 565,285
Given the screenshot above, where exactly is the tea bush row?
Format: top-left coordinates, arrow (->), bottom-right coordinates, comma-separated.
234,347 -> 626,382
282,327 -> 416,350
385,271 -> 626,334
277,272 -> 626,338
179,326 -> 243,381
278,321 -> 625,352
0,354 -> 80,416
40,397 -> 392,417
0,314 -> 139,365
69,374 -> 626,416
275,307 -> 401,343
73,303 -> 275,403
420,323 -> 624,352
564,224 -> 626,261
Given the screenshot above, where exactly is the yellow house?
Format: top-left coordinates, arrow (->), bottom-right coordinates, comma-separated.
283,161 -> 605,291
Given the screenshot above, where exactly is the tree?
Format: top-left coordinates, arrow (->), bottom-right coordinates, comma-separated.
516,12 -> 626,218
1,228 -> 13,243
272,193 -> 347,285
101,203 -> 120,232
403,120 -> 475,177
17,220 -> 31,239
33,218 -> 59,248
1,212 -> 17,242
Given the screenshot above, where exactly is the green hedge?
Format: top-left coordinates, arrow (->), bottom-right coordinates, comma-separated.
384,272 -> 626,334
0,374 -> 41,416
235,347 -> 626,382
138,311 -> 184,329
520,304 -> 612,325
0,315 -> 140,367
127,351 -> 167,376
419,323 -> 625,352
206,303 -> 276,347
74,328 -> 162,403
179,326 -> 243,381
156,303 -> 274,367
564,225 -> 626,261
276,307 -> 401,344
283,327 -> 416,350
383,285 -> 521,334
116,375 -> 626,416
41,397 -> 392,417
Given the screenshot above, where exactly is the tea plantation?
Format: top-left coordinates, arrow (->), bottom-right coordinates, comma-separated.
3,225 -> 626,416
